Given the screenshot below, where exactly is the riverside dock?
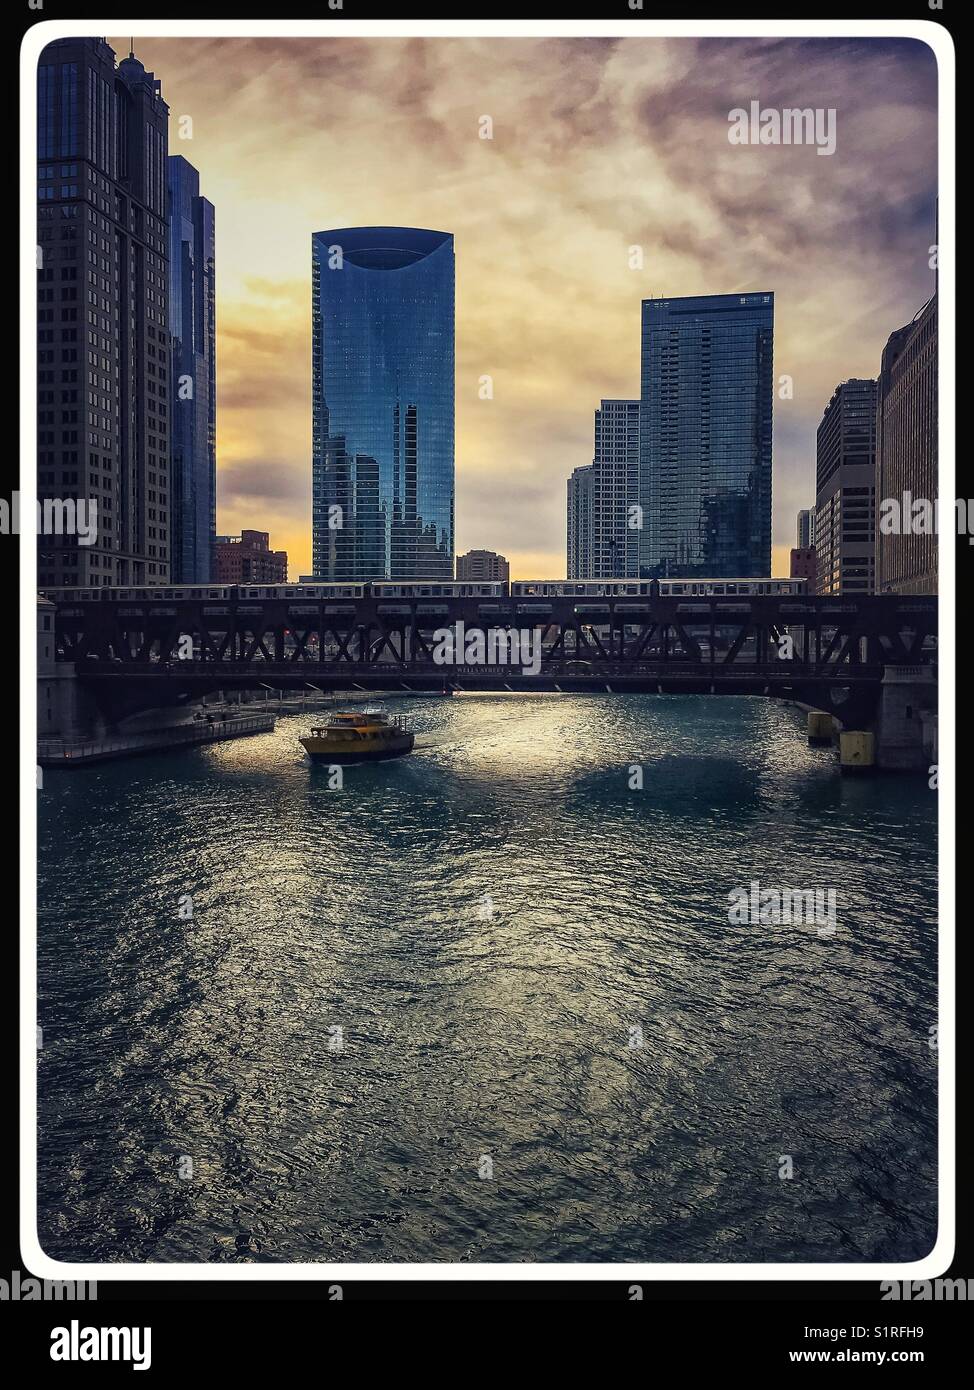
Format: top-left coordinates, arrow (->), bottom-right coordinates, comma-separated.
37,712 -> 276,767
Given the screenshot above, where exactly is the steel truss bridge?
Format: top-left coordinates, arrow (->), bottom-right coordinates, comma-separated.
51,590 -> 937,727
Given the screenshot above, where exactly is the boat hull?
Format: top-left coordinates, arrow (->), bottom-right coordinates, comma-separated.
300,734 -> 415,765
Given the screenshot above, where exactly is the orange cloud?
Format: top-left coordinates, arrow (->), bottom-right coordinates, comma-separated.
122,35 -> 937,580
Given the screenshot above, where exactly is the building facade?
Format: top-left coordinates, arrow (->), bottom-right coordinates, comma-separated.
567,464 -> 593,579
311,227 -> 455,581
168,155 -> 216,583
214,530 -> 287,583
638,292 -> 774,579
797,507 -> 816,550
814,378 -> 878,595
875,295 -> 938,595
456,549 -> 509,582
790,546 -> 817,586
588,399 -> 641,578
37,39 -> 171,588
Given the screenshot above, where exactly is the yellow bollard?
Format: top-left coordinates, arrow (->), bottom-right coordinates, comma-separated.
807,710 -> 833,746
839,730 -> 875,775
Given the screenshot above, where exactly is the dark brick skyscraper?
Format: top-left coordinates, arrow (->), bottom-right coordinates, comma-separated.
37,39 -> 170,587
214,531 -> 288,584
814,378 -> 878,595
875,296 -> 938,595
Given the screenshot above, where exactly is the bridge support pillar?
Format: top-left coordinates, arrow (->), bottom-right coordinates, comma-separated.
38,598 -> 98,741
839,730 -> 875,775
807,711 -> 834,746
875,666 -> 937,772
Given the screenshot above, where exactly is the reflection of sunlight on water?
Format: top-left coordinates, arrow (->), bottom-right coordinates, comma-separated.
37,693 -> 938,1266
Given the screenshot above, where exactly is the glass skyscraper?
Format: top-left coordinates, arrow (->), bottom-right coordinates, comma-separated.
311,226 -> 455,581
639,293 -> 774,578
168,155 -> 216,583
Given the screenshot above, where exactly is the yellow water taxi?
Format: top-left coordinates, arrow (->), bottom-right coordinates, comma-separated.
299,710 -> 414,764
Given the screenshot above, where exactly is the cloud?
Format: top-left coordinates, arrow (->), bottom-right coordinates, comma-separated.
125,34 -> 938,578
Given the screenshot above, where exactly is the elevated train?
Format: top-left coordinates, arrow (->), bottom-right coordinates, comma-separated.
40,577 -> 809,604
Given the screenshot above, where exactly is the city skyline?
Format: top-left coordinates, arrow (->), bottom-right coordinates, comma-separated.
112,35 -> 938,580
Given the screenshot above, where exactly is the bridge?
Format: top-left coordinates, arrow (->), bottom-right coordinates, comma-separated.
49,589 -> 937,732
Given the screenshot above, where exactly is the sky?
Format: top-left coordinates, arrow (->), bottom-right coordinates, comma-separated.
115,35 -> 939,580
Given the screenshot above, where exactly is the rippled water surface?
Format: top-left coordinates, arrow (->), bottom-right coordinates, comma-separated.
37,695 -> 938,1263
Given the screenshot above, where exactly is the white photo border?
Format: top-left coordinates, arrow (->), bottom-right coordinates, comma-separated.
19,14 -> 955,1283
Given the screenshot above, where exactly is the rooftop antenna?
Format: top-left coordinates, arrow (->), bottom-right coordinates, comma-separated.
129,39 -> 134,59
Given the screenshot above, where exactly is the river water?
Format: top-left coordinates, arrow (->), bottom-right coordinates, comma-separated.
37,694 -> 938,1264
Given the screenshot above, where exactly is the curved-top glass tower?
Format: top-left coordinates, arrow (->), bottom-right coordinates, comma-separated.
311,227 -> 455,580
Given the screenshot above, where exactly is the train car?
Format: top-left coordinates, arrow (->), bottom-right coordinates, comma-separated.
658,578 -> 808,597
38,586 -> 108,603
511,580 -> 654,598
111,586 -> 235,602
368,581 -> 507,600
511,578 -> 808,600
235,583 -> 366,600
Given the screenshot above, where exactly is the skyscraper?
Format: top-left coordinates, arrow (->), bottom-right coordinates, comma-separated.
567,464 -> 593,579
792,507 -> 817,589
875,295 -> 938,595
814,378 -> 878,595
214,530 -> 287,584
797,507 -> 816,550
37,39 -> 170,587
311,227 -> 455,581
590,399 -> 640,578
638,293 -> 774,578
168,155 -> 216,583
456,549 -> 510,582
